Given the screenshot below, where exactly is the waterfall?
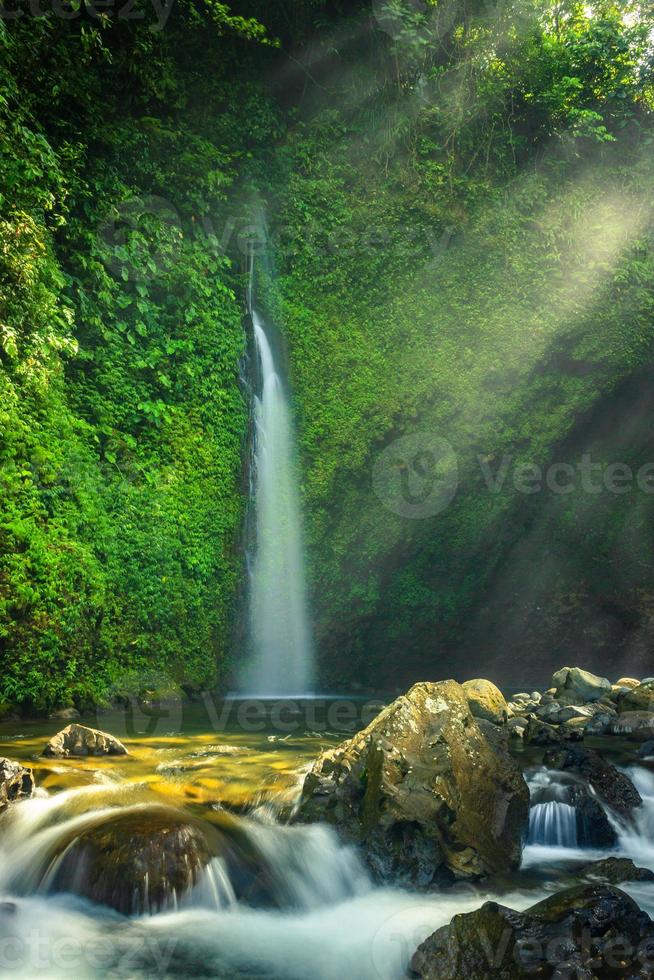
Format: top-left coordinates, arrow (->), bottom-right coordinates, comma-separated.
528,802 -> 578,847
241,289 -> 314,696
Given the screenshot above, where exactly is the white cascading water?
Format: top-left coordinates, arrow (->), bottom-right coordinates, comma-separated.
6,766 -> 654,977
525,767 -> 579,847
528,801 -> 578,847
2,787 -> 536,980
241,303 -> 314,696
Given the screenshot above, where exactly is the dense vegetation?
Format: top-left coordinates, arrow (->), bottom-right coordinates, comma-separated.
1,0 -> 653,712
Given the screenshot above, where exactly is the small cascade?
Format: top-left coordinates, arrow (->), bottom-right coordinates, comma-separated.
613,766 -> 654,871
524,767 -> 582,853
240,818 -> 370,909
0,786 -> 368,918
528,802 -> 578,847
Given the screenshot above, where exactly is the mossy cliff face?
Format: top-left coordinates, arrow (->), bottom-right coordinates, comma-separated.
277,147 -> 654,687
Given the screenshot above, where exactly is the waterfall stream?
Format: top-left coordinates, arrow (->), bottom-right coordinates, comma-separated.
241,298 -> 314,696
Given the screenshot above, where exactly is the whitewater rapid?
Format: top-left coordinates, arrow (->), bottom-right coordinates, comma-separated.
2,765 -> 654,978
0,784 -> 542,980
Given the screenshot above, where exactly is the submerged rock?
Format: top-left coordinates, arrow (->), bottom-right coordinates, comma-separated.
578,856 -> 654,884
543,745 -> 642,817
47,806 -> 219,914
461,679 -> 508,725
0,758 -> 34,809
551,666 -> 611,704
411,884 -> 654,980
298,681 -> 529,885
190,745 -> 251,758
43,723 -> 127,758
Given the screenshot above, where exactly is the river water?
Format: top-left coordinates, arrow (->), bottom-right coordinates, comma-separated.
1,704 -> 654,978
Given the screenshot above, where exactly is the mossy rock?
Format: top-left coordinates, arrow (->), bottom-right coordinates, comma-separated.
0,758 -> 33,809
412,884 -> 654,979
551,667 -> 611,704
617,680 -> 654,714
462,679 -> 508,725
43,724 -> 127,758
298,681 -> 529,885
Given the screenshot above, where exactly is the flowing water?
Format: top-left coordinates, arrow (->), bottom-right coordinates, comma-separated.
2,714 -> 654,978
528,801 -> 578,847
241,304 -> 314,697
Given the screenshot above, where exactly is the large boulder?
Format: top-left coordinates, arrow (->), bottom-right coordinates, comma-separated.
0,758 -> 34,809
543,745 -> 642,817
298,681 -> 529,885
551,666 -> 611,704
43,723 -> 127,758
411,884 -> 654,979
617,680 -> 654,714
461,679 -> 508,725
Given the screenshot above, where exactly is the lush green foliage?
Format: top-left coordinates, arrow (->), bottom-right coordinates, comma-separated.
268,0 -> 654,686
1,0 -> 654,708
0,6 -> 283,711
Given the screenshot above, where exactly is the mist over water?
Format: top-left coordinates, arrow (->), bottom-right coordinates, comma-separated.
241,306 -> 314,696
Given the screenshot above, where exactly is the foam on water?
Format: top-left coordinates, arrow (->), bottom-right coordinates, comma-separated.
3,760 -> 654,977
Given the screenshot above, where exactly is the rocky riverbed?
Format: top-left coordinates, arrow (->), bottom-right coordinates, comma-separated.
0,670 -> 654,978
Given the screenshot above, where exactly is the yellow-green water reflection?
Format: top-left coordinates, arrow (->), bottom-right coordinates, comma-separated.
0,700 -> 365,812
